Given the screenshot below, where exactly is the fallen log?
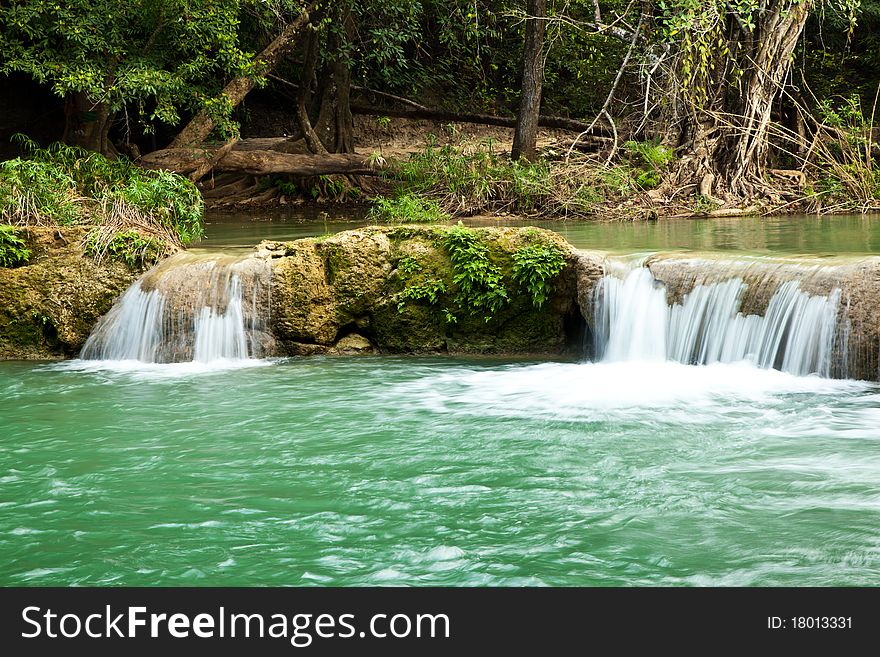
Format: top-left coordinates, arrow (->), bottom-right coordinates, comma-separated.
187,138 -> 238,182
349,104 -> 613,136
140,147 -> 380,178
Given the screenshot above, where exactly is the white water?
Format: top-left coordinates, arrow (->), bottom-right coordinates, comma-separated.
81,249 -> 846,377
593,266 -> 842,377
80,254 -> 271,364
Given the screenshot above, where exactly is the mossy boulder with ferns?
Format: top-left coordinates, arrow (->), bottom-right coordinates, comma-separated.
264,224 -> 589,357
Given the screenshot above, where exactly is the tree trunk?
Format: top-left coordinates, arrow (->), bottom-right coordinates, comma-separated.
349,104 -> 612,135
674,1 -> 812,199
314,12 -> 355,153
62,92 -> 116,157
295,25 -> 328,155
170,3 -> 314,148
511,0 -> 547,162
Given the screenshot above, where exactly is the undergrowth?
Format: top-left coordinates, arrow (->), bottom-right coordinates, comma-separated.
804,95 -> 880,212
0,135 -> 204,265
378,140 -> 672,219
369,194 -> 450,223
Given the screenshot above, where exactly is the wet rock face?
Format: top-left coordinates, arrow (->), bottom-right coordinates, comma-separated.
840,260 -> 880,381
0,227 -> 142,359
266,225 -> 588,357
328,333 -> 375,355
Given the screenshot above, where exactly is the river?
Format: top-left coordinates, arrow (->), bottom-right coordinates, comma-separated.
1,212 -> 878,586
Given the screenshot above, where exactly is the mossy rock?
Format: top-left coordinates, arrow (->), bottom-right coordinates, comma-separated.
0,227 -> 143,359
266,225 -> 587,356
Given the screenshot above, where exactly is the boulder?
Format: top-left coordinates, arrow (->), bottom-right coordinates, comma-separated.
265,225 -> 589,357
0,227 -> 141,359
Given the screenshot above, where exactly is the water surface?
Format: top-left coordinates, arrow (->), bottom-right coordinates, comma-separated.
1,357 -> 878,586
196,210 -> 880,256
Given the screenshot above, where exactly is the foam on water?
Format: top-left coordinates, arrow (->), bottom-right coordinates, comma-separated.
51,357 -> 275,379
393,360 -> 870,422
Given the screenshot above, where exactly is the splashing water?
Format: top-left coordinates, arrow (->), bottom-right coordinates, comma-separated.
80,253 -> 273,364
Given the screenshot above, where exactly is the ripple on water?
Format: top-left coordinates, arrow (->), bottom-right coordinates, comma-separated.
1,358 -> 879,586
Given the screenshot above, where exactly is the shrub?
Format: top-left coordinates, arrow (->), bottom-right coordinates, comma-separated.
369,194 -> 450,223
0,225 -> 31,267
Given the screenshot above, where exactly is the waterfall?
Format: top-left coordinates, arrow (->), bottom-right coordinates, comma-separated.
80,253 -> 273,363
592,263 -> 843,377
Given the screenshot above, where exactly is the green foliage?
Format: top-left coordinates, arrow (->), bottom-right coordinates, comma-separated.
512,242 -> 566,309
395,255 -> 447,312
441,223 -> 508,321
0,0 -> 266,137
624,140 -> 674,190
807,94 -> 880,209
817,94 -> 869,147
309,175 -> 349,200
369,194 -> 450,223
801,1 -> 877,106
635,171 -> 661,190
624,140 -> 675,169
272,177 -> 300,196
693,194 -> 721,214
383,140 -> 663,218
394,227 -> 567,322
0,225 -> 31,268
388,142 -> 555,216
0,138 -> 203,252
593,165 -> 639,196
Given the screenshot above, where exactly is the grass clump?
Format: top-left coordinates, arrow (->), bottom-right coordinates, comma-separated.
369,194 -> 450,223
84,229 -> 164,268
0,225 -> 31,267
0,136 -> 204,265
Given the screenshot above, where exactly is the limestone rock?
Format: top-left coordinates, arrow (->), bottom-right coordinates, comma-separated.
0,227 -> 141,359
329,333 -> 375,355
268,225 -> 590,357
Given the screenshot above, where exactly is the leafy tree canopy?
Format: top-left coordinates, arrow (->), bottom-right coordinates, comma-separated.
0,0 -> 272,133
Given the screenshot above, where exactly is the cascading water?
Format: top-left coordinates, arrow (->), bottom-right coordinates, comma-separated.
592,261 -> 844,377
80,253 -> 273,363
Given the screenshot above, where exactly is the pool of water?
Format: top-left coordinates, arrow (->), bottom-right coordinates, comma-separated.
195,210 -> 880,256
1,357 -> 879,586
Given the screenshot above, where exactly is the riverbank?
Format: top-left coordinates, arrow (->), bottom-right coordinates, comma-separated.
199,115 -> 880,220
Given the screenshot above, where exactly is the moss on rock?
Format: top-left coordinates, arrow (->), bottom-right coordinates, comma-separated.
266,225 -> 588,357
0,227 -> 144,359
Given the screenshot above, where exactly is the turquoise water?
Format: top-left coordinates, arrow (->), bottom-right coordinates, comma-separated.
195,211 -> 880,255
1,357 -> 879,586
